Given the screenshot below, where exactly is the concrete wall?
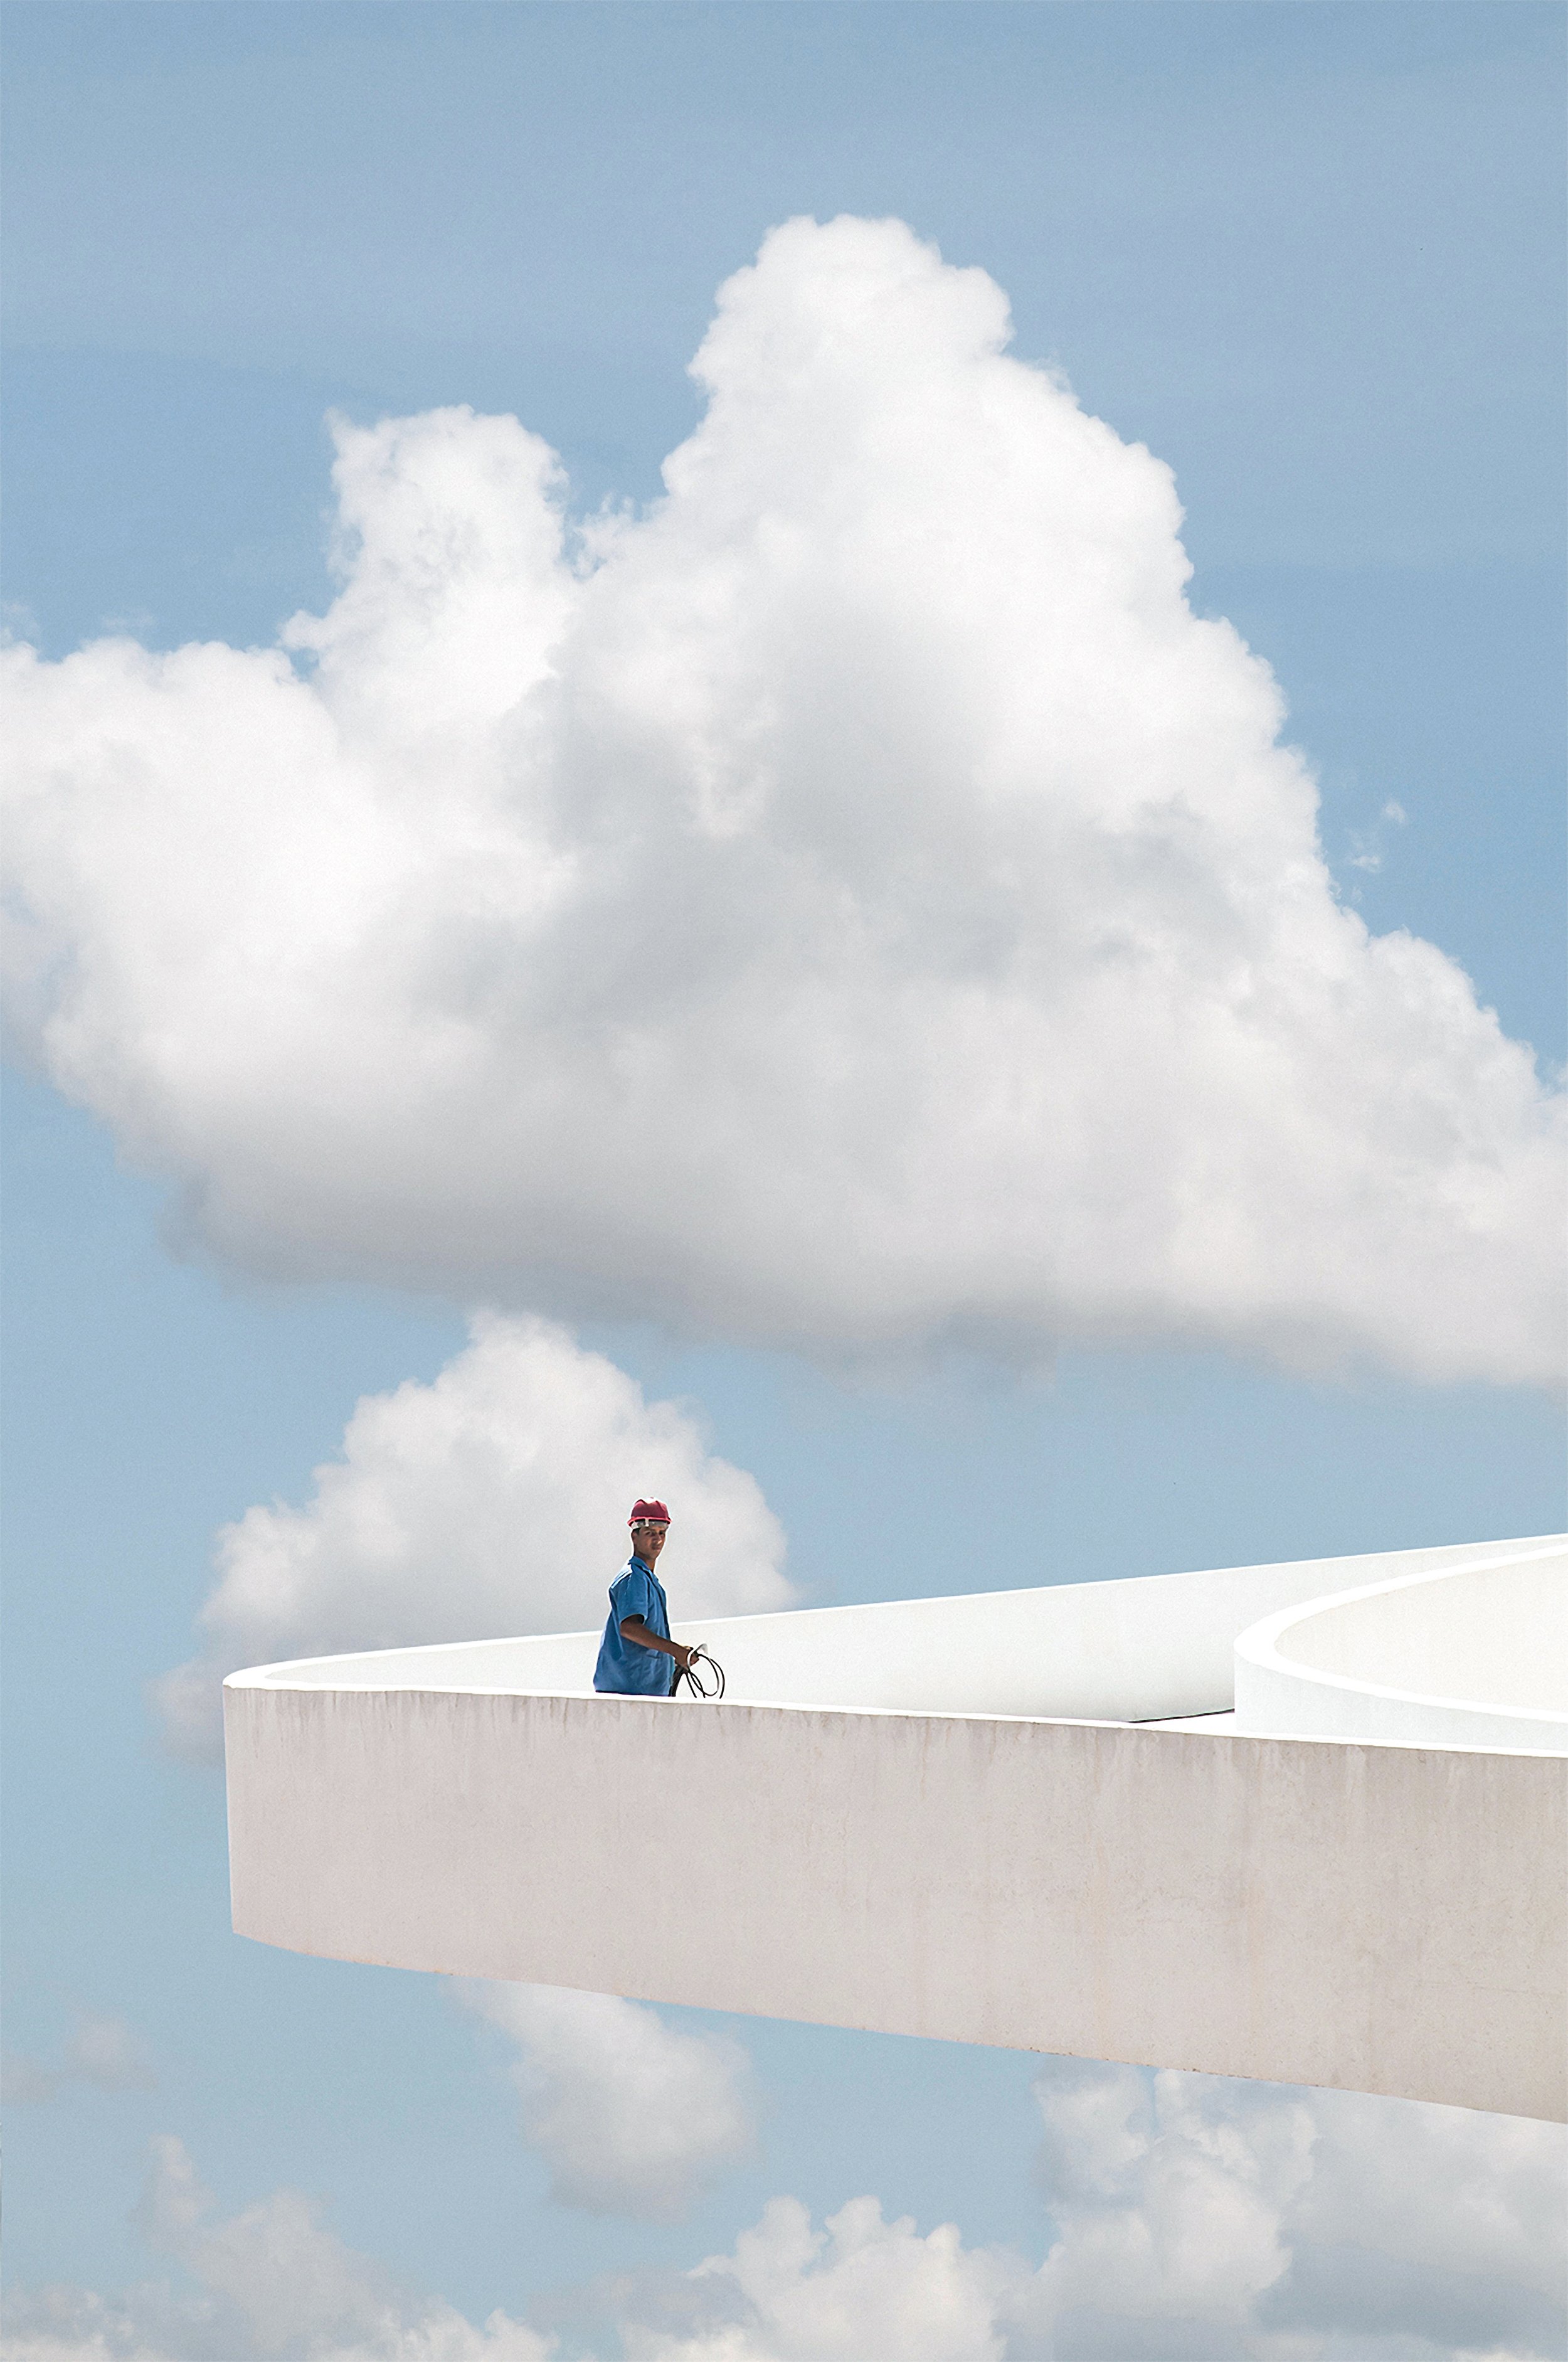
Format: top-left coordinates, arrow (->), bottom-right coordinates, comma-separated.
225,1680 -> 1566,2122
225,1536 -> 1567,2122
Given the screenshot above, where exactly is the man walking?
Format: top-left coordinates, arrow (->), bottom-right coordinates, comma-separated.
592,1499 -> 698,1695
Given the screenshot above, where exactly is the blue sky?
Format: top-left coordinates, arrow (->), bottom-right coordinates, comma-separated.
3,6 -> 1565,2357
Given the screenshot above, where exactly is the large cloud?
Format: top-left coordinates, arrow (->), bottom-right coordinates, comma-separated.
4,215 -> 1562,1383
614,2071 -> 1567,2361
1021,2062 -> 1567,2361
457,1982 -> 755,2220
155,1314 -> 791,1757
5,2075 -> 1563,2361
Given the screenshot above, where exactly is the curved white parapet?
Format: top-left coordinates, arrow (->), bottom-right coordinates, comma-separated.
1233,1542 -> 1568,1751
225,1536 -> 1567,2123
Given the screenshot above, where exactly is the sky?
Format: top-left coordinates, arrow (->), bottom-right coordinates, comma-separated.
3,4 -> 1565,2358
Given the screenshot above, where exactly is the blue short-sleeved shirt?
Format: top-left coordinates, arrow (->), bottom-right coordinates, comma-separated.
593,1556 -> 675,1695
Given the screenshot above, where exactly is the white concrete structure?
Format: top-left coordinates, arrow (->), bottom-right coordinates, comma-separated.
226,1536 -> 1567,2122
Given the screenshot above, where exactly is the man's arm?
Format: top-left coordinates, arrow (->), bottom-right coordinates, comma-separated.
619,1615 -> 695,1671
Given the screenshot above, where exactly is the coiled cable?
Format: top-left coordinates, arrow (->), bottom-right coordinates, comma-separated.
671,1644 -> 726,1701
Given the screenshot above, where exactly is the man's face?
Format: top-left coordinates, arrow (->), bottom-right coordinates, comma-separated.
632,1522 -> 667,1563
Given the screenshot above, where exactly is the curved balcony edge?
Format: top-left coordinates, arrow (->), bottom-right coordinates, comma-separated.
224,1536 -> 1567,2124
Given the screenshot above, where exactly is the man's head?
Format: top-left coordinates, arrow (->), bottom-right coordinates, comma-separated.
628,1498 -> 670,1563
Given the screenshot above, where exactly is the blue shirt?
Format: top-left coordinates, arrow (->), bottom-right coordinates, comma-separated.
593,1556 -> 675,1695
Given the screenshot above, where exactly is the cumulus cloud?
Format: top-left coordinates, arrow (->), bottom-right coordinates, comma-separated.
1021,2062 -> 1568,2360
6,2078 -> 1563,2362
3,2013 -> 157,2105
3,213 -> 1562,1386
457,1982 -> 756,2220
636,2195 -> 1022,2359
601,2069 -> 1567,2361
156,1313 -> 790,1757
1,2134 -> 549,2362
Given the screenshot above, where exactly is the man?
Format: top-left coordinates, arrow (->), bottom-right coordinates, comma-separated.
592,1499 -> 698,1696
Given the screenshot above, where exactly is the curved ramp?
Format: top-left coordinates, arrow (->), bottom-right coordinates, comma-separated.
225,1536 -> 1567,2120
1233,1542 -> 1568,1751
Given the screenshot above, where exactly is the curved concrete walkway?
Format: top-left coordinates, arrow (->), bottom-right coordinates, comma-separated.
225,1536 -> 1567,2120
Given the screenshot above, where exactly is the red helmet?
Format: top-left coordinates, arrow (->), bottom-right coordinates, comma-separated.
628,1498 -> 671,1528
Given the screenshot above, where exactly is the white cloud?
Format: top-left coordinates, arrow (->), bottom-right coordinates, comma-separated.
1019,2063 -> 1567,2362
3,2013 -> 157,2104
457,1982 -> 756,2220
603,2069 -> 1566,2362
1,2135 -> 550,2362
155,1313 -> 791,1757
1259,2079 -> 1568,2359
635,2195 -> 1023,2361
4,216 -> 1563,1386
1345,799 -> 1409,876
6,2079 -> 1563,2362
1025,2060 -> 1310,2349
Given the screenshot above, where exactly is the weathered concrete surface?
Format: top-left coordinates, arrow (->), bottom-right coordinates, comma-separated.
226,1679 -> 1566,2121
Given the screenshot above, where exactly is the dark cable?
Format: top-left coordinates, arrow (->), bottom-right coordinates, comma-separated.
672,1645 -> 726,1701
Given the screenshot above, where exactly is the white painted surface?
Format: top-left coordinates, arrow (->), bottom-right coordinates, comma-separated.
225,1536 -> 1567,2121
236,1536 -> 1538,1720
1232,1543 -> 1568,1750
